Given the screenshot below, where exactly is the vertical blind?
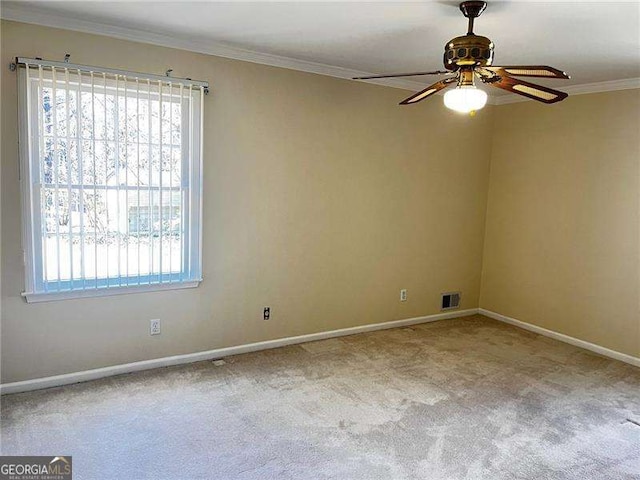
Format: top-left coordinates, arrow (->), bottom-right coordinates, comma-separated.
18,58 -> 206,301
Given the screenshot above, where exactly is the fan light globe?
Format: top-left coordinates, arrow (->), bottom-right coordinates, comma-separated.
443,86 -> 488,113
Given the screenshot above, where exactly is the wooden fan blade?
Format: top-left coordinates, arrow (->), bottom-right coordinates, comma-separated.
399,78 -> 456,105
353,70 -> 450,80
485,66 -> 570,79
490,76 -> 568,104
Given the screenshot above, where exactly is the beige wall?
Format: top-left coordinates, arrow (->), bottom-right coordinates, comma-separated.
480,90 -> 640,357
3,20 -> 638,385
1,21 -> 493,383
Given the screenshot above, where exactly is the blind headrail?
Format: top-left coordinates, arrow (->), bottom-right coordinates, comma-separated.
15,57 -> 209,90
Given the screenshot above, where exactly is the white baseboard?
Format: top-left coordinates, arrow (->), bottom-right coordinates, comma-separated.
479,308 -> 640,368
0,308 -> 479,395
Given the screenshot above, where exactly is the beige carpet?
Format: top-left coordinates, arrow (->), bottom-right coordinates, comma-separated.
2,315 -> 639,479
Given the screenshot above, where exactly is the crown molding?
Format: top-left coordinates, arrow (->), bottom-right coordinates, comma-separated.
2,3 -> 638,103
0,2 -> 426,92
492,77 -> 640,105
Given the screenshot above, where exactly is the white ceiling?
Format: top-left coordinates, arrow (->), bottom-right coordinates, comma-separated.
3,1 -> 640,98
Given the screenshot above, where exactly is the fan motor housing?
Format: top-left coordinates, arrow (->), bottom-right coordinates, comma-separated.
443,34 -> 494,70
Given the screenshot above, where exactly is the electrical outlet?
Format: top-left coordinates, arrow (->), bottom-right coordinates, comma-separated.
263,307 -> 270,320
150,319 -> 161,336
400,289 -> 407,302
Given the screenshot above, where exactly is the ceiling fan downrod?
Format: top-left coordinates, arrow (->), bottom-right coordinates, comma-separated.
460,1 -> 487,35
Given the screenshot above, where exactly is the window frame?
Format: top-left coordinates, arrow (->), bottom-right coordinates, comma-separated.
18,65 -> 204,303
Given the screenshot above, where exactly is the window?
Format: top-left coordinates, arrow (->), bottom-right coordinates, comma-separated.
18,59 -> 206,302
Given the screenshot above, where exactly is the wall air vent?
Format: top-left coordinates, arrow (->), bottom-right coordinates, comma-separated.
441,292 -> 461,310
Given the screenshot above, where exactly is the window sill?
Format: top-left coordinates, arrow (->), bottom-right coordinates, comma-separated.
22,279 -> 202,303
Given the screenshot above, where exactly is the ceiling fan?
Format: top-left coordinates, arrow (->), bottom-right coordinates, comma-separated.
353,1 -> 570,114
